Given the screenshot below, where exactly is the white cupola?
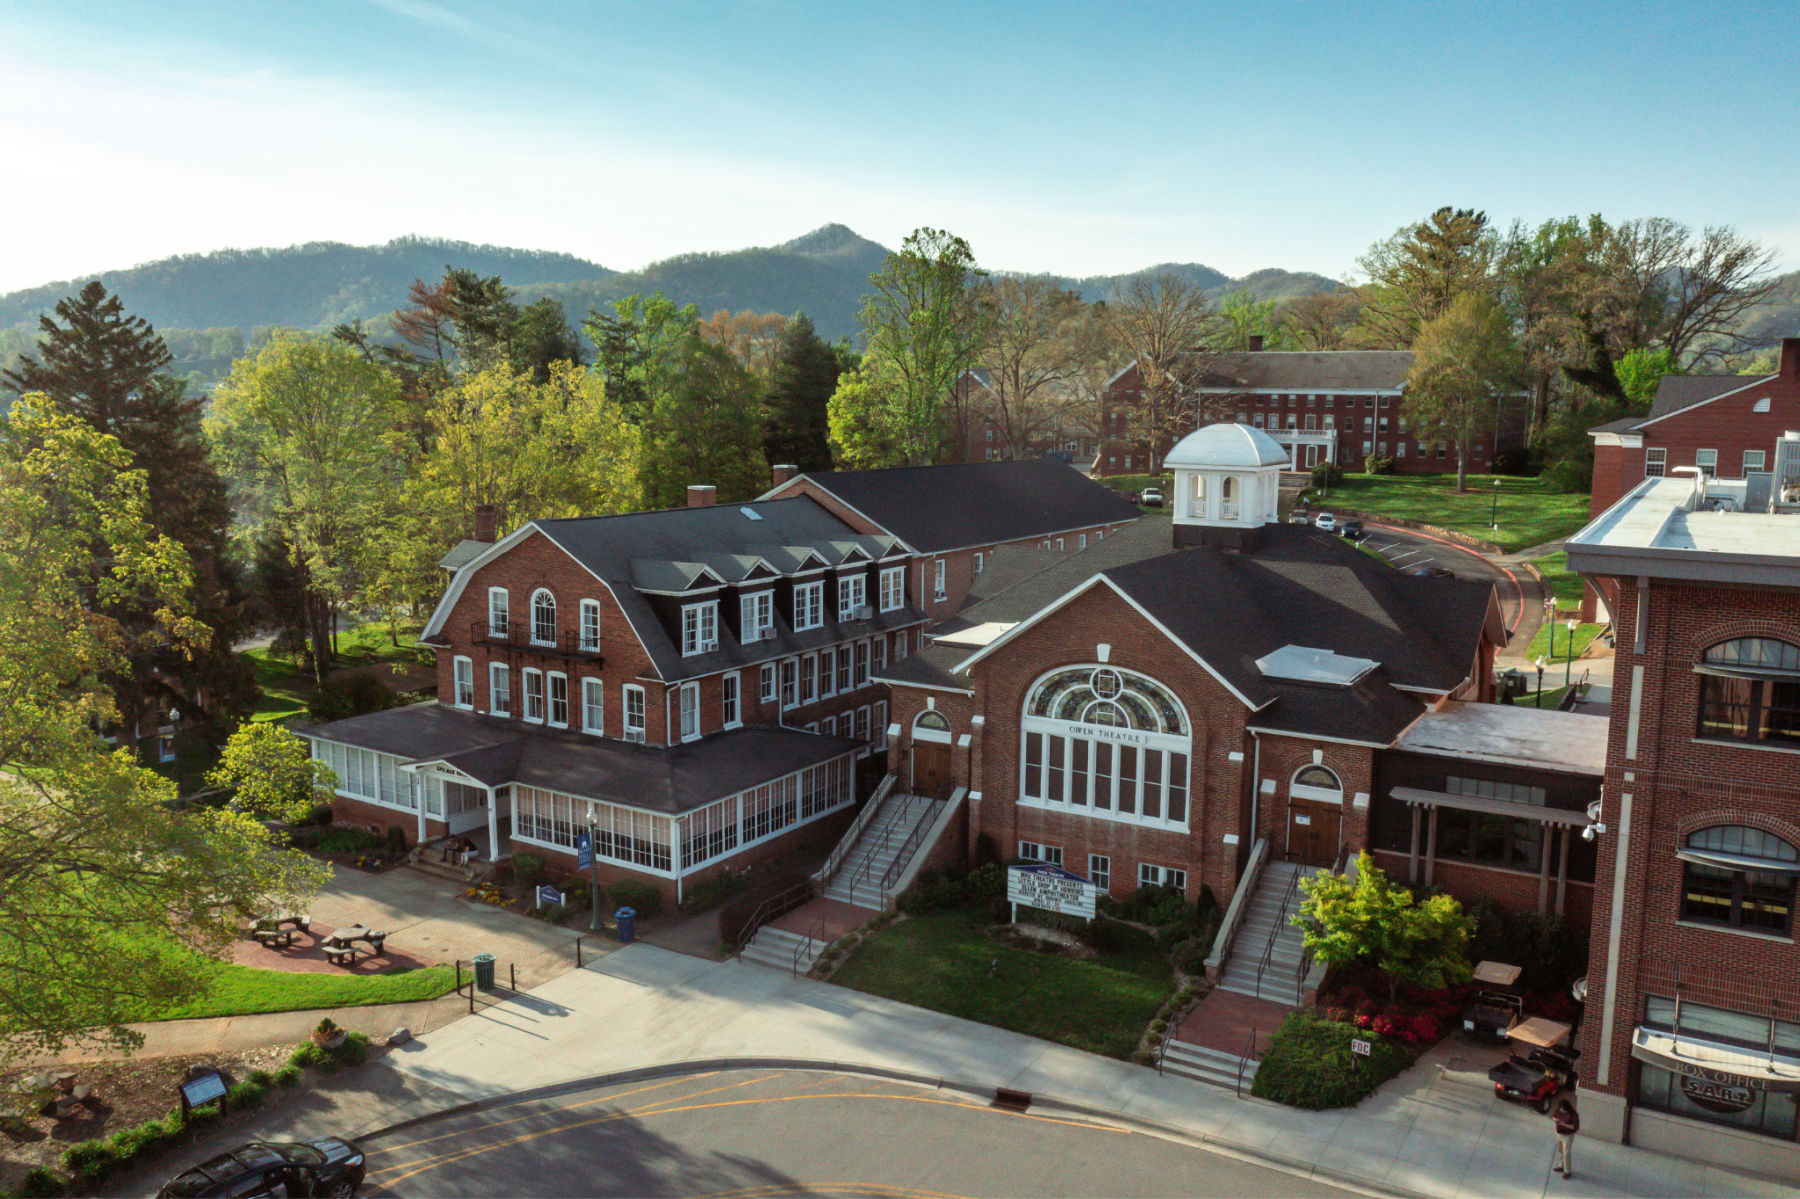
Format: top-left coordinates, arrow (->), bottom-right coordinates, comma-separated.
1163,423 -> 1287,548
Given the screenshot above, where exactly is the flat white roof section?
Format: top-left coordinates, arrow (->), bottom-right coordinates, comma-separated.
1565,471 -> 1800,587
1255,644 -> 1379,686
1393,701 -> 1608,776
931,621 -> 1018,648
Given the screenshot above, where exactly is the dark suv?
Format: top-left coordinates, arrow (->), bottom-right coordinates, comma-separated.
158,1139 -> 365,1198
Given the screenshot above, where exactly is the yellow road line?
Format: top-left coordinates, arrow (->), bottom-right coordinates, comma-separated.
367,1071 -> 719,1155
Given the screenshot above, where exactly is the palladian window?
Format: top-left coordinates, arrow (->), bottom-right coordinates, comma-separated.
1020,666 -> 1190,829
1679,825 -> 1799,936
1696,638 -> 1800,746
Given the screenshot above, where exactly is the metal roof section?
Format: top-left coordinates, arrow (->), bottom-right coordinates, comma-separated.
1393,701 -> 1609,776
1256,645 -> 1379,686
1565,460 -> 1800,587
931,620 -> 1019,649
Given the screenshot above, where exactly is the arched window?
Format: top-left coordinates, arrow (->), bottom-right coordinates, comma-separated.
1696,638 -> 1800,745
1021,666 -> 1191,829
913,710 -> 952,743
1221,475 -> 1239,519
1680,825 -> 1800,935
1291,765 -> 1342,799
530,589 -> 557,646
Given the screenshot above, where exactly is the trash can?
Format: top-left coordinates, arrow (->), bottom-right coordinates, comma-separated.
472,952 -> 496,992
615,907 -> 636,944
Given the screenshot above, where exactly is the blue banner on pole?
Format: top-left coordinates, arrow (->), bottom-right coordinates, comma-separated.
576,832 -> 593,871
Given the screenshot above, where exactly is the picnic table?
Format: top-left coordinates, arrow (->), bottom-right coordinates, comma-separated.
322,924 -> 389,965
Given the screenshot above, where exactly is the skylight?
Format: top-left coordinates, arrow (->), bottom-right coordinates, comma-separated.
740,507 -> 763,520
1255,645 -> 1378,686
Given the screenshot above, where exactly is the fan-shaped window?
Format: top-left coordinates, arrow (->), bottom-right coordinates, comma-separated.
1021,666 -> 1191,830
530,589 -> 557,646
1680,826 -> 1799,935
1026,666 -> 1186,736
913,710 -> 952,744
1293,765 -> 1342,794
1697,638 -> 1800,745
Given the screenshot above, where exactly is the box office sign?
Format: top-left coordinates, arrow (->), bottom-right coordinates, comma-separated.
1680,1071 -> 1757,1115
1007,862 -> 1099,921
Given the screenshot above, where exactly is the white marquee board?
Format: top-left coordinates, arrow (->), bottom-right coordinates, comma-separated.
1007,862 -> 1099,920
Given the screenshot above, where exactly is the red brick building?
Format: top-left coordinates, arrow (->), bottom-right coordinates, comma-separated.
1567,466 -> 1800,1174
1096,343 -> 1528,477
876,425 -> 1601,980
1583,336 -> 1800,619
947,369 -> 1098,464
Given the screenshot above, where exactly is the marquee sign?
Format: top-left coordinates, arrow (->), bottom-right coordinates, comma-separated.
1007,862 -> 1099,921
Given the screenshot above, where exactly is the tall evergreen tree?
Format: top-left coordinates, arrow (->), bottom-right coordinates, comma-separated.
761,313 -> 839,471
2,283 -> 255,749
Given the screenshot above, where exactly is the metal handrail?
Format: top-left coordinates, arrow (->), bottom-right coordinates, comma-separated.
733,876 -> 815,956
1205,836 -> 1269,979
1252,863 -> 1306,996
880,795 -> 940,906
794,915 -> 825,977
1236,1027 -> 1257,1098
816,773 -> 897,886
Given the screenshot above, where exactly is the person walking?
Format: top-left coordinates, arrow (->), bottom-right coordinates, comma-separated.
1551,1097 -> 1579,1179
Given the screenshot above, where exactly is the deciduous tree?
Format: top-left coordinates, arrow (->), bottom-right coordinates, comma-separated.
1295,853 -> 1475,1004
640,339 -> 768,506
979,278 -> 1092,459
1105,273 -> 1221,471
1405,291 -> 1521,492
1356,207 -> 1496,347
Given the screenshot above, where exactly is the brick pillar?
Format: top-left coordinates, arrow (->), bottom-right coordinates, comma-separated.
686,485 -> 716,508
771,464 -> 799,487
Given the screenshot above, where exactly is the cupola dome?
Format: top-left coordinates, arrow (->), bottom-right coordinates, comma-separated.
1166,422 -> 1285,549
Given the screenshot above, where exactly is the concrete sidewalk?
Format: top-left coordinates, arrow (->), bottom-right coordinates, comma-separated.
371,943 -> 1788,1199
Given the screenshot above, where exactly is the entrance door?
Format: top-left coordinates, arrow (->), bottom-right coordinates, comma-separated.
1287,799 -> 1342,866
912,742 -> 952,798
1305,444 -> 1321,468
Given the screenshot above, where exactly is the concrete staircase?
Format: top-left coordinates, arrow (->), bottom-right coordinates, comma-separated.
821,792 -> 942,910
1159,1040 -> 1261,1092
1216,859 -> 1319,1004
738,924 -> 825,975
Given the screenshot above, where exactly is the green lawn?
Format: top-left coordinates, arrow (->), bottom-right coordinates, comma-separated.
830,908 -> 1173,1060
127,959 -> 457,1022
247,622 -> 427,725
1301,473 -> 1590,553
1525,621 -> 1607,663
1533,551 -> 1586,610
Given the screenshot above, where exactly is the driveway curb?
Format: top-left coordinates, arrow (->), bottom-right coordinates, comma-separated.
360,1056 -> 1413,1198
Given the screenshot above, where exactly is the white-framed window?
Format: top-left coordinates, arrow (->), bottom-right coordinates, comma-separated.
682,601 -> 719,656
854,641 -> 869,687
822,714 -> 837,737
1039,540 -> 1050,549
819,648 -> 837,698
489,662 -> 511,716
579,599 -> 602,652
622,684 -> 646,743
1744,449 -> 1767,475
1645,447 -> 1667,477
547,671 -> 568,727
760,663 -> 777,703
531,588 -> 557,646
1019,841 -> 1063,866
1089,854 -> 1111,893
837,645 -> 853,692
523,668 -> 545,722
894,630 -> 909,660
1078,533 -> 1088,549
873,700 -> 887,751
800,654 -> 818,705
1020,666 -> 1191,831
1055,537 -> 1065,551
1139,863 -> 1187,891
873,636 -> 888,673
487,587 -> 509,637
839,573 -> 867,621
741,590 -> 774,642
722,672 -> 741,728
581,677 -> 604,734
855,705 -> 871,758
1397,442 -> 1407,458
453,656 -> 474,708
157,733 -> 177,763
780,659 -> 798,709
973,552 -> 984,574
1696,448 -> 1718,477
879,567 -> 905,612
794,581 -> 823,631
932,559 -> 946,601
679,682 -> 700,741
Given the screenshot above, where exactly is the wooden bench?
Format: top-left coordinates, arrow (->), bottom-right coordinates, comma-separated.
324,945 -> 359,967
251,928 -> 295,949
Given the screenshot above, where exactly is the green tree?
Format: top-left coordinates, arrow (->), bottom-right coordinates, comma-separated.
0,396 -> 327,1059
826,363 -> 907,469
641,339 -> 768,506
584,293 -> 701,422
1357,207 -> 1496,347
978,277 -> 1092,459
1294,853 -> 1475,1004
1217,288 -> 1282,351
855,228 -> 986,465
2,283 -> 256,750
1615,346 -> 1684,407
761,313 -> 840,472
1405,291 -> 1521,492
208,722 -> 337,823
207,335 -> 404,685
1105,272 -> 1222,472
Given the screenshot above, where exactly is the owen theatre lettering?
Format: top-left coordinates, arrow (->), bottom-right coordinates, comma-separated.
1081,724 -> 1150,747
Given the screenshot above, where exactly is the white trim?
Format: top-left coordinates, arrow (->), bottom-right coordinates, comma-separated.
529,587 -> 558,646
952,573 -> 1263,710
621,683 -> 647,743
489,661 -> 512,716
546,670 -> 569,729
678,681 -> 701,742
521,667 -> 545,723
1246,725 -> 1394,749
868,673 -> 974,695
722,671 -> 742,729
580,675 -> 605,735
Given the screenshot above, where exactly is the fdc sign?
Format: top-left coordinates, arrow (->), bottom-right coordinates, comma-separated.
1007,862 -> 1100,921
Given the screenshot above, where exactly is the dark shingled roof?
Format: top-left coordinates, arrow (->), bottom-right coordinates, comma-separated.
1247,677 -> 1425,745
871,643 -> 969,693
1183,350 -> 1414,393
787,458 -> 1142,554
304,702 -> 862,814
1588,374 -> 1770,435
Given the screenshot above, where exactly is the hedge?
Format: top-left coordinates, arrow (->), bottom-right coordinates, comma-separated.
1250,1012 -> 1413,1109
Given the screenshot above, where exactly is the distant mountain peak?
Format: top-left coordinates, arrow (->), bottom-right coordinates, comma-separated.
777,224 -> 887,260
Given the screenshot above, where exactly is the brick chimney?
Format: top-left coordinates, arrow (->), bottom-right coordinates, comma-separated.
686,484 -> 717,508
1248,334 -> 1265,353
473,504 -> 497,543
771,464 -> 799,487
1780,337 -> 1799,381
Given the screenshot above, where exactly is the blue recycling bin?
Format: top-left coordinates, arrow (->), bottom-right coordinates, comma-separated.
472,952 -> 496,992
615,907 -> 636,944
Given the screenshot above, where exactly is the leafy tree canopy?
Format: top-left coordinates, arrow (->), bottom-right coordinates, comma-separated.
1294,852 -> 1475,1004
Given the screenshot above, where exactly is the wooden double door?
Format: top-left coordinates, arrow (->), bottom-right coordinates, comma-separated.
911,742 -> 952,798
1287,798 -> 1342,866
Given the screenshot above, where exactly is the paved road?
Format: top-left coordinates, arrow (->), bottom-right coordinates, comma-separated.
1354,524 -> 1531,642
356,1069 -> 1357,1198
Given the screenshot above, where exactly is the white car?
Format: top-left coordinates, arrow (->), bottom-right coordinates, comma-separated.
1139,487 -> 1165,508
1313,512 -> 1337,533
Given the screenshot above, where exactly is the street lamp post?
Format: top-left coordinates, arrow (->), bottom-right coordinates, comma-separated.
585,801 -> 601,932
1490,478 -> 1501,530
1564,618 -> 1579,689
1534,655 -> 1547,707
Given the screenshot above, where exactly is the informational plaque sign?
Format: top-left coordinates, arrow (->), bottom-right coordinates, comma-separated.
179,1071 -> 227,1113
1006,862 -> 1099,922
536,884 -> 566,909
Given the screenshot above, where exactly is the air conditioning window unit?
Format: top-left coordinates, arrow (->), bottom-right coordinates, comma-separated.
853,605 -> 873,621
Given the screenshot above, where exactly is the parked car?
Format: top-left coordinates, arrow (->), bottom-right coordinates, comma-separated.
1406,564 -> 1457,579
1288,509 -> 1311,524
1313,512 -> 1337,532
1139,487 -> 1165,508
158,1139 -> 366,1198
1339,519 -> 1365,540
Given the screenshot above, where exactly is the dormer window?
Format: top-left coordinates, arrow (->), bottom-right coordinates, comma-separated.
530,589 -> 557,646
741,590 -> 774,643
579,599 -> 602,652
682,601 -> 719,656
794,582 -> 823,631
488,588 -> 509,637
838,574 -> 867,622
879,567 -> 904,612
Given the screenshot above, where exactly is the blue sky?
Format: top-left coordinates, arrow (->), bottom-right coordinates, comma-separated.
2,0 -> 1796,292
